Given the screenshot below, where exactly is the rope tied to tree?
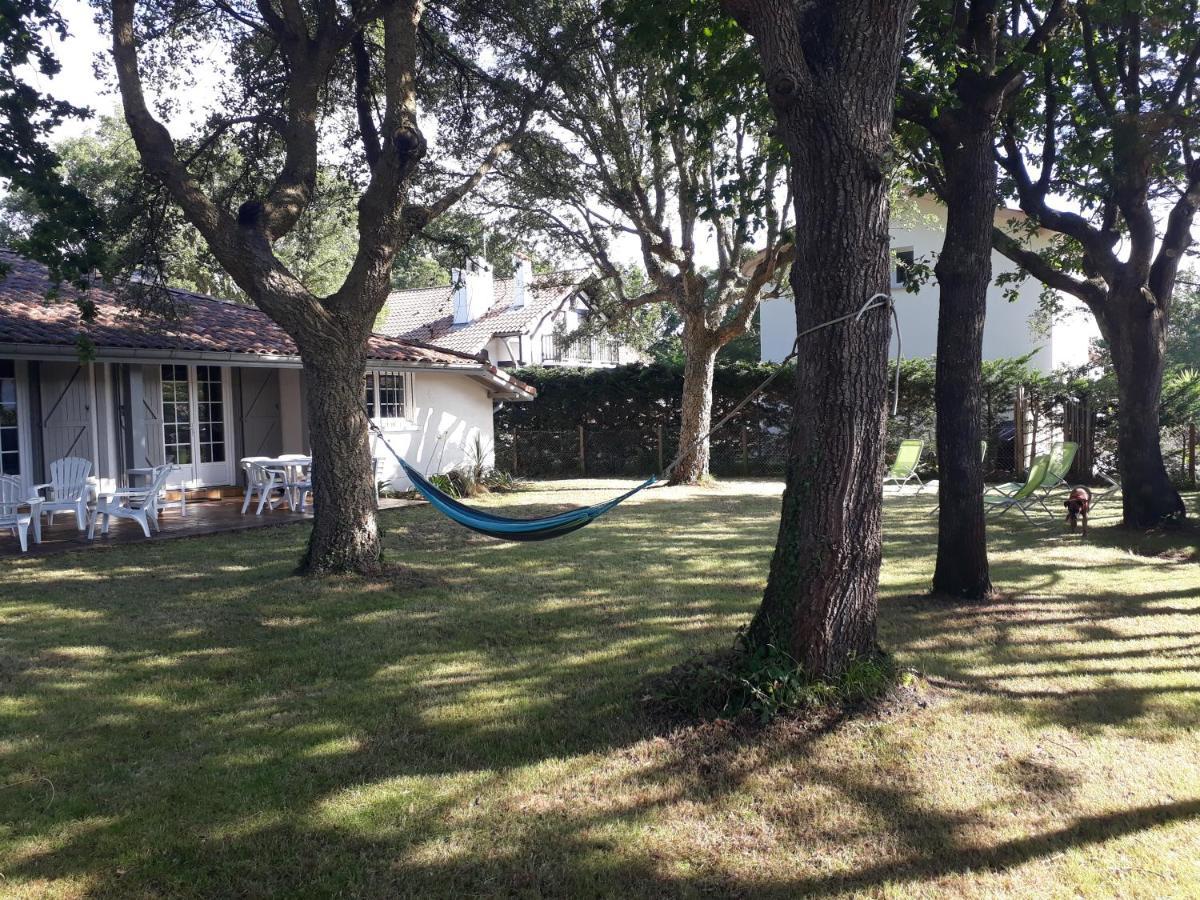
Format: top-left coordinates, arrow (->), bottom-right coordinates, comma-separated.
660,292 -> 901,480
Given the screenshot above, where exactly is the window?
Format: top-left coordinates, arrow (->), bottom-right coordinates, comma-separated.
364,371 -> 409,421
0,360 -> 19,476
195,365 -> 226,463
378,373 -> 406,419
892,248 -> 915,288
363,373 -> 376,418
161,364 -> 192,466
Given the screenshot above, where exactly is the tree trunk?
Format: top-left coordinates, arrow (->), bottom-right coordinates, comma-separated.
298,347 -> 382,575
1102,289 -> 1186,527
738,0 -> 915,678
931,125 -> 994,600
670,326 -> 718,485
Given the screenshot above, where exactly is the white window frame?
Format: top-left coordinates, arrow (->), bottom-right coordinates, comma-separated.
0,359 -> 34,490
363,370 -> 414,426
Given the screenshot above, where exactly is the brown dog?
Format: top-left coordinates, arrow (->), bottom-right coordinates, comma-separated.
1063,486 -> 1092,537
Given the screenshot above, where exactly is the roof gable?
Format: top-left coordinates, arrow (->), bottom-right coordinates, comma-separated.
377,270 -> 588,354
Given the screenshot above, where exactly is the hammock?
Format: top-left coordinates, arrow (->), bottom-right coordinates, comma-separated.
373,293 -> 899,542
393,454 -> 655,541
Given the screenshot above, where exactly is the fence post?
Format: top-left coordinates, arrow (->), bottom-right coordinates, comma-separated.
741,425 -> 750,475
578,425 -> 586,476
1014,386 -> 1026,475
1190,422 -> 1197,487
657,425 -> 664,473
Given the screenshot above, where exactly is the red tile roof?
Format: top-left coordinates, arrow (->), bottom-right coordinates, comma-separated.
0,250 -> 508,372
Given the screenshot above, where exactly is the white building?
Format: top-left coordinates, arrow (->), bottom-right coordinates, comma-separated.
377,257 -> 640,369
760,196 -> 1101,372
0,251 -> 535,497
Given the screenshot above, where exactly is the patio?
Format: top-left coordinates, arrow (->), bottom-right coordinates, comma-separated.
0,496 -> 422,559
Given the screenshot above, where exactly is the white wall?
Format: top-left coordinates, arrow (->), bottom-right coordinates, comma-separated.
760,197 -> 1100,374
368,370 -> 497,490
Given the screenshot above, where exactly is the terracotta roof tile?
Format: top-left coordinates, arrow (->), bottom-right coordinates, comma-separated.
0,250 -> 495,369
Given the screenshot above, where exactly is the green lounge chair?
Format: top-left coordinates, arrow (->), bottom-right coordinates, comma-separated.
984,454 -> 1052,521
884,440 -> 925,492
1089,470 -> 1122,510
987,441 -> 1078,500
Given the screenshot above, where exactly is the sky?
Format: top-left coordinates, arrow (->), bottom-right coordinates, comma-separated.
9,1 -> 1195,289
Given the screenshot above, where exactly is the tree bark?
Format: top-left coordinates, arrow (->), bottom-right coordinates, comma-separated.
1100,288 -> 1186,527
728,0 -> 915,677
931,125 -> 994,600
298,347 -> 382,574
670,323 -> 718,485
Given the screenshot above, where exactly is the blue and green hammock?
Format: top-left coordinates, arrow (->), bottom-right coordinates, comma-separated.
373,293 -> 898,542
392,454 -> 656,541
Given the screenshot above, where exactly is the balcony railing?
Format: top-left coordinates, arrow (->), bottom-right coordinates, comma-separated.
541,334 -> 622,365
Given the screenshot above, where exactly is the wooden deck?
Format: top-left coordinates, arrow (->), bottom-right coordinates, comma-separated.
0,497 -> 423,559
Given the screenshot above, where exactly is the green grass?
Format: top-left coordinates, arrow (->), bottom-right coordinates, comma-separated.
2,480 -> 1199,898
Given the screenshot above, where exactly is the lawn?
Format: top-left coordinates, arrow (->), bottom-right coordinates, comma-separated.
2,480 -> 1199,898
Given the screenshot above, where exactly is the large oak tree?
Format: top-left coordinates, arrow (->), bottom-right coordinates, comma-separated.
993,0 -> 1200,528
494,0 -> 792,484
896,0 -> 1066,600
104,0 -> 557,573
722,0 -> 916,677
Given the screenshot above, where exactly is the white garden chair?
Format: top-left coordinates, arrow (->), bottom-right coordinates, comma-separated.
33,456 -> 91,530
0,475 -> 34,552
88,464 -> 173,539
240,459 -> 290,515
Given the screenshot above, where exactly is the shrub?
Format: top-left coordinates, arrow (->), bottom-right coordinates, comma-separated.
649,628 -> 899,725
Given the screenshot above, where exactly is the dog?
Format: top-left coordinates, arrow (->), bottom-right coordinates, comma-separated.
1063,486 -> 1093,537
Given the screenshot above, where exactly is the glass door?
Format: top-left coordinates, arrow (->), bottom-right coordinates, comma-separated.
0,360 -> 21,480
160,365 -> 232,486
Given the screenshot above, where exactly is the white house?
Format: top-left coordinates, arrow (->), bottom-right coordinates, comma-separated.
377,257 -> 640,369
0,251 -> 535,497
760,196 -> 1101,372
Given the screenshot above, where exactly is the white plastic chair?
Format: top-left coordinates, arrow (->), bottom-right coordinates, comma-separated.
33,456 -> 92,530
88,465 -> 173,539
155,465 -> 188,518
0,475 -> 33,552
240,459 -> 289,515
292,461 -> 314,512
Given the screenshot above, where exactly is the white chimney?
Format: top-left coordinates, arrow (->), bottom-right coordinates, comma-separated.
511,255 -> 533,310
452,258 -> 494,325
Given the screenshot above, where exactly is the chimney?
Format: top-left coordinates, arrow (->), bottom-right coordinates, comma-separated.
451,257 -> 494,325
511,254 -> 533,310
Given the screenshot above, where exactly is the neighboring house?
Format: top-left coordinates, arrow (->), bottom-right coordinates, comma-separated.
760,195 -> 1102,373
377,257 -> 640,368
0,251 -> 535,496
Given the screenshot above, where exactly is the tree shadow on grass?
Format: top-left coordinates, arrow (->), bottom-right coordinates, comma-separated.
2,486 -> 1199,896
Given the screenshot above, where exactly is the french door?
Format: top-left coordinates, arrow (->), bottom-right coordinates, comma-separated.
160,364 -> 234,486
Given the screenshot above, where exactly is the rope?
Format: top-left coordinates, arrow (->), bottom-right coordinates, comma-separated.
660,292 -> 900,480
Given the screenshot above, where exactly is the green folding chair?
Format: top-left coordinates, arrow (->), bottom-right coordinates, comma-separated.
884,440 -> 925,492
987,441 -> 1077,501
984,454 -> 1052,521
1089,470 -> 1122,510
